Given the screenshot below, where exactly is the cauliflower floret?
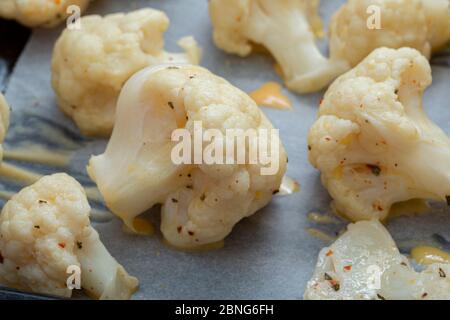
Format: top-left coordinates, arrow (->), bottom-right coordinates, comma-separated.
308,47 -> 450,221
329,0 -> 450,68
0,173 -> 139,299
0,0 -> 90,28
51,9 -> 202,137
0,93 -> 10,161
304,220 -> 450,300
87,65 -> 287,249
208,0 -> 349,94
422,0 -> 450,52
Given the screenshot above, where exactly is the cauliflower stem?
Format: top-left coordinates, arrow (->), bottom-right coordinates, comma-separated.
244,0 -> 349,93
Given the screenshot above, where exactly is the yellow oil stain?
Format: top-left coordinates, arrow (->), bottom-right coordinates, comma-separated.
0,190 -> 15,201
274,63 -> 284,79
163,238 -> 225,253
249,82 -> 292,110
0,162 -> 104,206
90,208 -> 113,223
307,212 -> 339,225
411,246 -> 450,265
122,217 -> 154,236
332,166 -> 343,180
0,162 -> 42,185
306,228 -> 336,242
84,187 -> 104,204
388,199 -> 430,220
278,176 -> 300,196
3,145 -> 72,167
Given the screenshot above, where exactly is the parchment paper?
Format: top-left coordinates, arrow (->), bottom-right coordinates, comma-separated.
2,0 -> 450,299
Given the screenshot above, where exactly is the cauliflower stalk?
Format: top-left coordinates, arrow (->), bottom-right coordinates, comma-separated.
0,0 -> 90,28
88,65 -> 287,249
0,173 -> 138,299
329,0 -> 450,68
51,8 -> 202,137
0,93 -> 10,161
308,47 -> 450,221
209,0 -> 349,94
304,220 -> 450,300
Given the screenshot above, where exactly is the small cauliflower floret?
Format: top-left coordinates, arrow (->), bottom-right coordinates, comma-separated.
0,93 -> 10,161
51,9 -> 201,137
209,0 -> 349,94
308,47 -> 450,221
88,65 -> 287,249
329,0 -> 450,68
0,0 -> 90,28
304,220 -> 450,300
0,173 -> 138,299
422,0 -> 450,53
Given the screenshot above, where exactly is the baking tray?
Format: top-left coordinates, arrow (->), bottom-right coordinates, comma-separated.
1,0 -> 449,299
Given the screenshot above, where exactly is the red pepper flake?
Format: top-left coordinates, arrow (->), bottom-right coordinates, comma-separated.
319,98 -> 324,106
343,265 -> 352,271
330,280 -> 340,291
58,243 -> 66,249
325,250 -> 333,257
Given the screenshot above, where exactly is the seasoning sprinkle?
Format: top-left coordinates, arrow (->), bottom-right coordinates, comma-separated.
0,251 -> 3,264
34,225 -> 40,229
168,102 -> 174,109
324,273 -> 332,281
377,294 -> 386,300
171,198 -> 178,203
188,231 -> 194,236
367,164 -> 381,176
325,250 -> 333,257
38,200 -> 47,204
422,292 -> 428,298
331,281 -> 340,292
343,265 -> 352,271
439,268 -> 446,278
77,241 -> 83,250
177,226 -> 182,233
446,195 -> 450,206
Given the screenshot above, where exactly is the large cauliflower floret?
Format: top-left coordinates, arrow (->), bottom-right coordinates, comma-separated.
0,0 -> 90,28
209,0 -> 349,94
88,65 -> 287,249
308,47 -> 450,221
0,173 -> 139,299
329,0 -> 450,68
51,9 -> 202,137
0,93 -> 10,161
304,220 -> 450,300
